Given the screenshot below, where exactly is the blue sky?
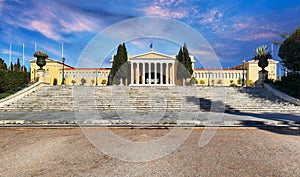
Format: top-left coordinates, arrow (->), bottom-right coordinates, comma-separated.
0,0 -> 299,72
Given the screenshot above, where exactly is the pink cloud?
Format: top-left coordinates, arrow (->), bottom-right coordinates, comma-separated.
141,0 -> 188,19
30,20 -> 62,41
234,32 -> 277,41
200,9 -> 224,24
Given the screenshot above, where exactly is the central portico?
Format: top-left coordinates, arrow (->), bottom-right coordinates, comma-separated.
129,49 -> 176,86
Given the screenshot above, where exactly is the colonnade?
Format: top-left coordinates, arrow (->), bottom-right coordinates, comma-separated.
130,61 -> 175,85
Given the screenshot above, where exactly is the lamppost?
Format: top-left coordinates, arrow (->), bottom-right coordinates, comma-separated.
62,57 -> 65,85
208,72 -> 211,86
95,69 -> 98,86
242,58 -> 245,87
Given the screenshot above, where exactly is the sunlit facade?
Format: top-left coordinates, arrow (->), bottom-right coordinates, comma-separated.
30,51 -> 277,86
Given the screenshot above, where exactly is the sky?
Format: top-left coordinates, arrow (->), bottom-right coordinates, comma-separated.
0,0 -> 299,73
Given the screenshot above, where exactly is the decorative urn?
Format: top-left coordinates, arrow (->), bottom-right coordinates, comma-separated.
34,51 -> 48,70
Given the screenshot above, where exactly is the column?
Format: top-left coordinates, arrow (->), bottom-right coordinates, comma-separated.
148,62 -> 151,85
131,62 -> 134,85
172,63 -> 175,85
160,63 -> 163,85
143,62 -> 145,85
136,63 -> 140,85
154,62 -> 157,84
166,63 -> 169,85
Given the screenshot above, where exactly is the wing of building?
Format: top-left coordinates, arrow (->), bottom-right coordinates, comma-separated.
30,49 -> 277,86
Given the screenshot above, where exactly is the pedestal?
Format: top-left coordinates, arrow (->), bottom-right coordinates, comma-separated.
37,69 -> 46,83
256,70 -> 268,87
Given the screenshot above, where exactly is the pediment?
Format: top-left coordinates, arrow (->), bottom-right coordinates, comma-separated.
131,51 -> 175,60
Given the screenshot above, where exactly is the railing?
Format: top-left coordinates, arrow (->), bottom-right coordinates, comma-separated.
0,82 -> 47,107
264,83 -> 300,106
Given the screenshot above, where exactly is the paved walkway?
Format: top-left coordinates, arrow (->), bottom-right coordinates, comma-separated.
1,128 -> 299,176
0,111 -> 299,127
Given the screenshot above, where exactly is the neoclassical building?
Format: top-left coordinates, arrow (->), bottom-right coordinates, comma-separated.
30,48 -> 277,86
128,49 -> 194,85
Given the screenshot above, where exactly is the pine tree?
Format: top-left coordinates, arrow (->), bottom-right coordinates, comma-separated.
0,58 -> 7,70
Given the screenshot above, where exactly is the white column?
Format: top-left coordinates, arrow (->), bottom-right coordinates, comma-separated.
160,63 -> 163,85
131,62 -> 134,85
172,63 -> 175,85
136,63 -> 140,85
154,62 -> 157,84
148,62 -> 151,85
166,63 -> 169,85
143,62 -> 145,85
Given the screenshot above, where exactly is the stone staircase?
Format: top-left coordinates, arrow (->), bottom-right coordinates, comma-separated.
0,85 -> 299,113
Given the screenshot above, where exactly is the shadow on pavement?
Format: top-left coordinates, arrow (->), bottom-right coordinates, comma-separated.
239,120 -> 300,136
186,96 -> 300,135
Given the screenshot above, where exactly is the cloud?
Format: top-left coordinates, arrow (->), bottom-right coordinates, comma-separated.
30,21 -> 63,41
200,9 -> 224,24
140,0 -> 188,19
0,48 -> 22,57
0,0 -> 100,41
233,32 -> 277,41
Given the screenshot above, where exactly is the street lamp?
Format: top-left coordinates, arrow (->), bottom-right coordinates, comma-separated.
95,69 -> 98,86
208,72 -> 211,86
62,57 -> 65,85
242,58 -> 245,87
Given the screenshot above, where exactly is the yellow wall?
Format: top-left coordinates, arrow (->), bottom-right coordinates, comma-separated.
194,69 -> 247,86
30,56 -> 277,87
247,60 -> 277,81
30,58 -> 72,84
62,68 -> 110,86
30,58 -> 109,86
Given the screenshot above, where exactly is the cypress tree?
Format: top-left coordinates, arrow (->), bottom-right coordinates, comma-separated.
16,58 -> 21,71
183,43 -> 193,75
9,61 -> 13,71
176,43 -> 193,81
109,43 -> 128,85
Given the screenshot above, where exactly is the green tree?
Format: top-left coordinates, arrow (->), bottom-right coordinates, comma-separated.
0,58 -> 7,70
13,58 -> 21,71
109,43 -> 128,85
183,43 -> 193,75
254,45 -> 272,71
20,65 -> 27,72
176,43 -> 193,81
9,61 -> 13,71
0,70 -> 30,95
278,26 -> 300,72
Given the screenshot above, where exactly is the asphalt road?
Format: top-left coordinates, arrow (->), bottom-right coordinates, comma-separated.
0,127 -> 299,176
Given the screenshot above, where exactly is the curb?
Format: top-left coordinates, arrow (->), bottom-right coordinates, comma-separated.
0,119 -> 299,129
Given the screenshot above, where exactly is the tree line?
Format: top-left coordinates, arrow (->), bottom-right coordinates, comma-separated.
269,26 -> 300,98
0,58 -> 29,98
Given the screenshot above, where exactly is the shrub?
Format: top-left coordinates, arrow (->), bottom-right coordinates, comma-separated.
71,80 -> 76,85
53,78 -> 58,85
271,73 -> 300,99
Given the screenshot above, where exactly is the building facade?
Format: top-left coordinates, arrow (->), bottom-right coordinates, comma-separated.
30,58 -> 110,86
30,50 -> 277,86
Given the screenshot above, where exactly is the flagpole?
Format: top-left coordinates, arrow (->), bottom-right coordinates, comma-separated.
9,44 -> 12,70
271,43 -> 274,58
34,42 -> 37,51
22,43 -> 25,71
